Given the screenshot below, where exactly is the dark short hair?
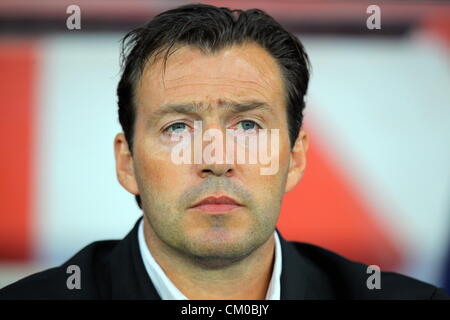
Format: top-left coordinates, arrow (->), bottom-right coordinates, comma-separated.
117,3 -> 311,209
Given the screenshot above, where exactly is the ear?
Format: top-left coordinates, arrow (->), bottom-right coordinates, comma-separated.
284,129 -> 309,193
114,133 -> 139,196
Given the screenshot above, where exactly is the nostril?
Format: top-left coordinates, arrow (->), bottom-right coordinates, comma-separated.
200,169 -> 214,178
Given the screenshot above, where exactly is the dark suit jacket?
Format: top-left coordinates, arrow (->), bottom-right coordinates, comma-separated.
1,218 -> 449,300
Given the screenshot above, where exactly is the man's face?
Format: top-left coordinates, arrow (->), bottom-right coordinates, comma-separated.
116,42 -> 307,264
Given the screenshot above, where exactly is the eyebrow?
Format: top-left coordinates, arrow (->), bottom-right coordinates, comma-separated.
151,100 -> 274,119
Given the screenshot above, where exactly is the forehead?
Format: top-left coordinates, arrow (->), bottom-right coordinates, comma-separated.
135,42 -> 286,111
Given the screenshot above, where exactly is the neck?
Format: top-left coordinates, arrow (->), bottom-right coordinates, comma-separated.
142,216 -> 276,300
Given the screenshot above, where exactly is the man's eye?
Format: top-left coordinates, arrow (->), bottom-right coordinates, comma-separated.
164,122 -> 189,134
237,120 -> 260,131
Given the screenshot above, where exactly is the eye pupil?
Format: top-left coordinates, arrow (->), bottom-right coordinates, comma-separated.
169,123 -> 187,132
241,120 -> 256,130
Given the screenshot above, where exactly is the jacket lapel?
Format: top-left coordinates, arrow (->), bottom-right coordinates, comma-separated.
278,231 -> 335,299
108,217 -> 161,299
277,231 -> 310,299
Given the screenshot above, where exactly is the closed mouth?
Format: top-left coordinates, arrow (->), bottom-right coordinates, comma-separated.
189,195 -> 243,213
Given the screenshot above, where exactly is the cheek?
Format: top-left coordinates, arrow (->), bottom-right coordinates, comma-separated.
134,136 -> 187,198
247,166 -> 286,205
256,127 -> 290,175
242,139 -> 289,203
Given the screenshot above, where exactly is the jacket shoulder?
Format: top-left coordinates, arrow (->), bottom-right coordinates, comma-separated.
289,241 -> 449,300
0,240 -> 118,300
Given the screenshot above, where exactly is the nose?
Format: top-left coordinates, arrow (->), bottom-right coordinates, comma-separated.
194,119 -> 236,178
198,162 -> 235,178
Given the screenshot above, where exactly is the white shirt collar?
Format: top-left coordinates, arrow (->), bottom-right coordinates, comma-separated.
137,218 -> 282,300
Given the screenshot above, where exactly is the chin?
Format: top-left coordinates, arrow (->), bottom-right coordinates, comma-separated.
191,224 -> 248,245
184,227 -> 256,263
188,242 -> 254,269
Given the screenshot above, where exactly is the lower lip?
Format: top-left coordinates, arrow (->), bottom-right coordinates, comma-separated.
191,204 -> 242,213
